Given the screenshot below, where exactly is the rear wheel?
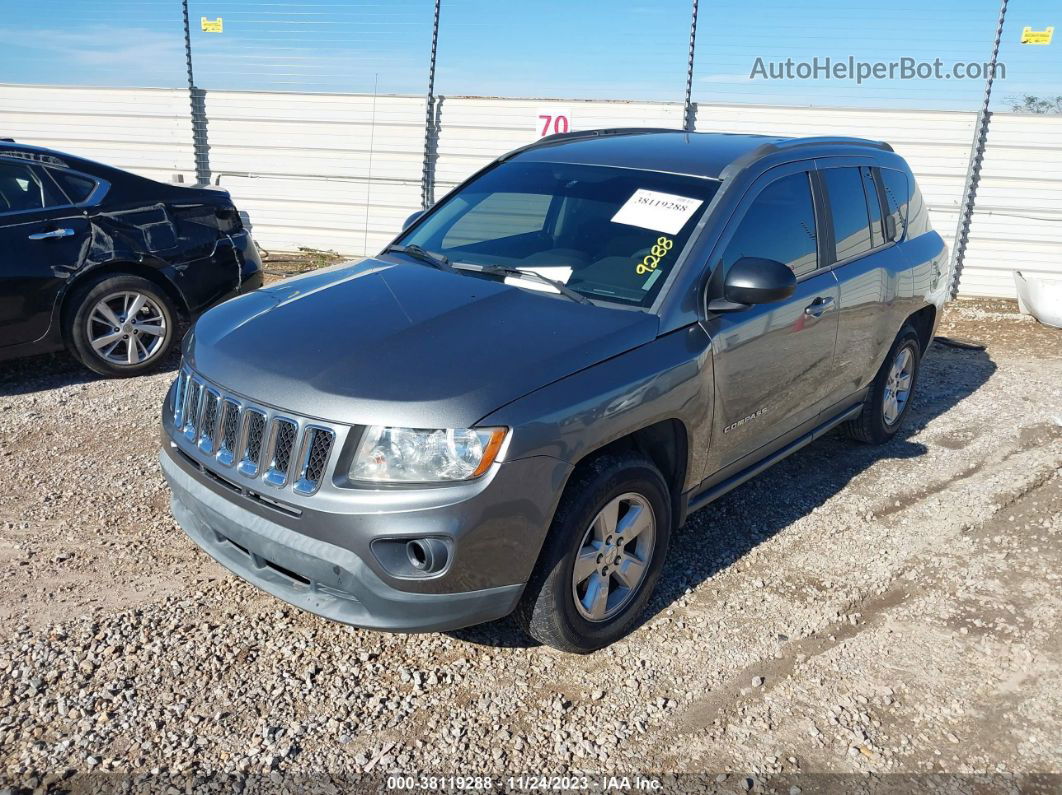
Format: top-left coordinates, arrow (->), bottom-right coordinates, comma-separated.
515,453 -> 671,653
67,274 -> 178,377
844,325 -> 922,444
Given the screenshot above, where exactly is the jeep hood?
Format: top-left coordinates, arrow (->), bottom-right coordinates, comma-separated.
187,258 -> 659,428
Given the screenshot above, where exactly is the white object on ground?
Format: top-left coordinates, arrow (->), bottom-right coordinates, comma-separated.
1013,271 -> 1062,329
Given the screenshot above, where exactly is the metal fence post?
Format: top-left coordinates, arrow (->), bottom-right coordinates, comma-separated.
683,0 -> 699,131
182,0 -> 211,186
421,0 -> 442,209
949,0 -> 1008,299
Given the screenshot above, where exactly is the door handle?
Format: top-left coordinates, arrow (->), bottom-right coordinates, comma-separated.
804,296 -> 835,317
28,228 -> 75,240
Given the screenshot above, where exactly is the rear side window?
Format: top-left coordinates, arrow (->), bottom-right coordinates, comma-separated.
821,167 -> 874,263
722,172 -> 818,278
0,160 -> 47,213
861,167 -> 885,247
880,168 -> 909,241
49,168 -> 97,204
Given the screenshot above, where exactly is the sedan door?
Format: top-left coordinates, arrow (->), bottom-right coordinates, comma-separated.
0,159 -> 90,349
703,166 -> 840,474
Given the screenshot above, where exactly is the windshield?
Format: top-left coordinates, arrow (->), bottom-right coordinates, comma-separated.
395,161 -> 720,307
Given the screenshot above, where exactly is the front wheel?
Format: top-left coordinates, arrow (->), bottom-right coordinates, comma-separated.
67,274 -> 178,377
844,325 -> 922,444
515,453 -> 672,653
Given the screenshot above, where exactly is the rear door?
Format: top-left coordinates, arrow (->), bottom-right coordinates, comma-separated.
705,164 -> 840,471
816,160 -> 906,403
0,158 -> 91,348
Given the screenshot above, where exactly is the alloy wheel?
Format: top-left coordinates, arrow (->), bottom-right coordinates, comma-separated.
882,346 -> 913,426
571,492 -> 656,622
86,291 -> 168,366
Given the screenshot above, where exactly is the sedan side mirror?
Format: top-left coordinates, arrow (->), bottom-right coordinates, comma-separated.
402,209 -> 426,231
708,257 -> 796,312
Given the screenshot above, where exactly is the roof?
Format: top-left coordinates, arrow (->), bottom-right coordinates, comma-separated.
507,129 -> 893,180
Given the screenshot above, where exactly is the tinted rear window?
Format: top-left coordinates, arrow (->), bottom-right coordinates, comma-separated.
822,167 -> 874,263
49,169 -> 97,204
0,160 -> 46,212
880,168 -> 909,241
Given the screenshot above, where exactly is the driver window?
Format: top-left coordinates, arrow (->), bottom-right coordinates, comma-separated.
722,172 -> 818,277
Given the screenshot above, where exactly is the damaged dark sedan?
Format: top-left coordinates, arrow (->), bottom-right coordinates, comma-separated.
0,142 -> 263,376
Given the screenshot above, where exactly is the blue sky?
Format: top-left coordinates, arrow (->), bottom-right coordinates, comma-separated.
0,0 -> 1057,111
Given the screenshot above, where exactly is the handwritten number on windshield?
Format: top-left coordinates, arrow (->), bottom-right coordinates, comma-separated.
636,237 -> 674,276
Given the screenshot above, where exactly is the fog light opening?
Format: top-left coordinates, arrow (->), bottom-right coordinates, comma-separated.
405,538 -> 448,574
407,539 -> 430,570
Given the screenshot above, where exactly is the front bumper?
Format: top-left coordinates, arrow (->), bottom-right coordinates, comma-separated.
162,447 -> 529,632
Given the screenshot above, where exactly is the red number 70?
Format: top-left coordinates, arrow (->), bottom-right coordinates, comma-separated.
538,114 -> 570,136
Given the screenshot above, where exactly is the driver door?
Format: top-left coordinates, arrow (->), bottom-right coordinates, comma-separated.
703,165 -> 840,474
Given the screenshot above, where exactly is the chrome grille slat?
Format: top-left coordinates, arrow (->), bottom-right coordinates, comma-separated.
294,427 -> 335,495
173,368 -> 337,495
216,398 -> 241,466
238,409 -> 267,477
265,418 -> 298,487
182,380 -> 203,440
197,389 -> 221,453
172,370 -> 188,426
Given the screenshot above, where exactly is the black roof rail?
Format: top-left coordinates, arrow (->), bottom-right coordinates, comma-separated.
718,135 -> 894,180
499,127 -> 682,161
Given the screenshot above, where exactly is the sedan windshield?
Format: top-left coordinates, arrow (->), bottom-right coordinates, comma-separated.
395,161 -> 720,308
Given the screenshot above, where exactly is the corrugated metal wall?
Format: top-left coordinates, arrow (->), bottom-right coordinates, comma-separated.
0,84 -> 194,184
959,114 -> 1062,298
2,84 -> 1057,299
205,90 -> 426,255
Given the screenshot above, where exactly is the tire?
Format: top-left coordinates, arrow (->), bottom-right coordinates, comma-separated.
515,453 -> 672,653
844,325 -> 922,444
67,274 -> 178,378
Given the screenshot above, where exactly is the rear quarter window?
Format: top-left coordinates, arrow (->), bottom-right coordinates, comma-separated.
880,168 -> 910,241
48,168 -> 98,204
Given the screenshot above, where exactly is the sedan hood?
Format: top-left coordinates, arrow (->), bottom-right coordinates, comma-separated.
188,258 -> 659,428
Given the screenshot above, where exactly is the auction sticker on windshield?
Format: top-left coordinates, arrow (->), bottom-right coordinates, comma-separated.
611,189 -> 703,235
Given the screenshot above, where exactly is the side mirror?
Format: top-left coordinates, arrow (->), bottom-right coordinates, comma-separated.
709,257 -> 796,311
402,209 -> 426,231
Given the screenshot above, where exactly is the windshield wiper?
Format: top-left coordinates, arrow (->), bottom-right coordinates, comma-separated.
451,262 -> 591,305
383,244 -> 452,271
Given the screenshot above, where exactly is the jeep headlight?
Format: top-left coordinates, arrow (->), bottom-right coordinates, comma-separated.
349,426 -> 508,483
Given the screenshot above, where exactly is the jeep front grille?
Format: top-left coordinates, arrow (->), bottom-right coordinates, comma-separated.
171,368 -> 337,496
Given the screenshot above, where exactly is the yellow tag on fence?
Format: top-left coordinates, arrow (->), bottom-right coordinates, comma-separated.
1020,26 -> 1053,45
201,17 -> 223,34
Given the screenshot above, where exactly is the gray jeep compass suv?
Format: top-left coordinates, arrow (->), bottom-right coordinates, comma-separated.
160,130 -> 947,652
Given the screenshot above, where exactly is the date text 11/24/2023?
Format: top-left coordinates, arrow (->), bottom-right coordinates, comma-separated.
386,774 -> 664,791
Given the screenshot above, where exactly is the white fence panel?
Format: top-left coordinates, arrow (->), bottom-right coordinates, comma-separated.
959,114 -> 1062,299
2,83 -> 1060,299
0,84 -> 194,184
204,90 -> 426,254
433,97 -> 684,196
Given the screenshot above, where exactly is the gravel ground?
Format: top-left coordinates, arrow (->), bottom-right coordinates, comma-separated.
0,297 -> 1059,792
